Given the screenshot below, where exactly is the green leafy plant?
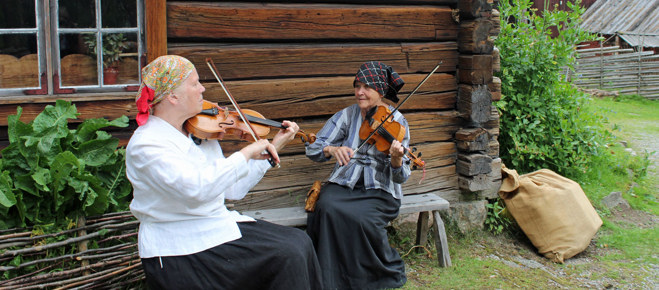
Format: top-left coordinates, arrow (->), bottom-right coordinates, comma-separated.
0,100 -> 131,229
84,33 -> 129,68
495,0 -> 611,176
485,198 -> 513,235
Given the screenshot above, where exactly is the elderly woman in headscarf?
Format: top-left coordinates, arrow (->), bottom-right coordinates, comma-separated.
305,61 -> 410,289
126,55 -> 322,290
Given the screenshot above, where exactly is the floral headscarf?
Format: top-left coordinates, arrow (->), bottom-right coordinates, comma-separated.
353,61 -> 405,103
135,55 -> 195,125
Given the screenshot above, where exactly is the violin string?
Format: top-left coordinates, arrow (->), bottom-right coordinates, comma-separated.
206,59 -> 279,168
353,61 -> 442,153
206,61 -> 259,142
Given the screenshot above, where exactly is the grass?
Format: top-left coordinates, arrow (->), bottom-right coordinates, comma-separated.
391,95 -> 659,289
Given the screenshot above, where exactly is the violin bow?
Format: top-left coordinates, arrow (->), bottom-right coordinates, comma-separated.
206,58 -> 280,168
354,61 -> 442,154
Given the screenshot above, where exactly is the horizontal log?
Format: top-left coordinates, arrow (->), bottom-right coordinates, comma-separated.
232,162 -> 459,211
219,112 -> 462,155
489,76 -> 501,101
457,84 -> 491,124
0,73 -> 456,125
203,73 -> 458,117
251,142 -> 457,191
169,42 -> 458,81
492,46 -> 500,72
458,19 -> 494,54
168,3 -> 458,41
458,55 -> 493,84
473,157 -> 502,199
455,127 -> 489,152
487,139 -> 499,158
458,0 -> 492,19
490,9 -> 500,37
456,153 -> 492,176
458,173 -> 490,191
0,96 -> 135,127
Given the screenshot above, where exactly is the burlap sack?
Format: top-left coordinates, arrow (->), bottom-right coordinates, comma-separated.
499,165 -> 602,263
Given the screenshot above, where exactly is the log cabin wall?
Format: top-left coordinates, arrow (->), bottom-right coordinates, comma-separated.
0,0 -> 501,213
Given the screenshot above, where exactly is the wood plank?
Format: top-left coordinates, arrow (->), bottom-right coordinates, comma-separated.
169,42 -> 458,81
241,192 -> 451,227
167,3 -> 458,41
247,141 -> 457,191
0,72 -> 456,126
232,159 -> 457,211
457,84 -> 491,125
0,97 -> 136,127
458,19 -> 494,54
201,73 -> 458,118
458,0 -> 492,19
432,210 -> 452,267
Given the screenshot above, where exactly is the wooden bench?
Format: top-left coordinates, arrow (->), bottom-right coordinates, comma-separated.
243,193 -> 452,267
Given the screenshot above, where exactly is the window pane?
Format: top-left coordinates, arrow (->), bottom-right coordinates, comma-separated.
117,32 -> 139,85
102,0 -> 137,28
59,0 -> 95,28
0,34 -> 39,89
60,33 -> 98,87
100,32 -> 138,85
0,0 -> 36,29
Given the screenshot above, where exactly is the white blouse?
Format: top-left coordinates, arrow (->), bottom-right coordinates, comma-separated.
126,116 -> 270,258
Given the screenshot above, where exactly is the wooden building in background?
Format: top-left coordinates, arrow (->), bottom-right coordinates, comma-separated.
0,0 -> 501,215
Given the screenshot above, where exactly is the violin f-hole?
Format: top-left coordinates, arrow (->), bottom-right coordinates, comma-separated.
218,120 -> 235,127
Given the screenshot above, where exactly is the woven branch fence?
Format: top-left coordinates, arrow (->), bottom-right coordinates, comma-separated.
0,212 -> 143,289
568,45 -> 659,100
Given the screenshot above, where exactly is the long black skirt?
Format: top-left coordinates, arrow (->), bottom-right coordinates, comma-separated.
307,182 -> 406,290
141,220 -> 323,290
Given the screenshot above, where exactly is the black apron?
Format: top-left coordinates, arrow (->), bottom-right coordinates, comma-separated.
307,179 -> 406,290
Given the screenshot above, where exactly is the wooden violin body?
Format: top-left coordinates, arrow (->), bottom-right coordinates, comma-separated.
359,105 -> 425,169
185,100 -> 317,144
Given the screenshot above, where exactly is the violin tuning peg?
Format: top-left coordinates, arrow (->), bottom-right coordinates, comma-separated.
411,147 -> 417,153
417,152 -> 422,158
412,165 -> 418,170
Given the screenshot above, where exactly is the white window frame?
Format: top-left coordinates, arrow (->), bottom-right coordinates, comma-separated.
0,0 -> 145,97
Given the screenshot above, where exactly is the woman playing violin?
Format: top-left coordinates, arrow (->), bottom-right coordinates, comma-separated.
126,55 -> 322,290
305,61 -> 410,289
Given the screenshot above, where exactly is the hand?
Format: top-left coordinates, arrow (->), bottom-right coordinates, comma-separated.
240,139 -> 280,164
271,120 -> 299,152
389,140 -> 404,168
324,146 -> 354,166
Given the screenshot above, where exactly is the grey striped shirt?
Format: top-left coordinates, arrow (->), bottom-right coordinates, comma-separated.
305,104 -> 411,199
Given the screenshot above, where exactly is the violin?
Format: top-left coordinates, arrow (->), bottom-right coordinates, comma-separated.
185,100 -> 317,144
359,105 -> 425,170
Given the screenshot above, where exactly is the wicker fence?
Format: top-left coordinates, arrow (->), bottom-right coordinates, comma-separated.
569,45 -> 659,100
0,212 -> 143,289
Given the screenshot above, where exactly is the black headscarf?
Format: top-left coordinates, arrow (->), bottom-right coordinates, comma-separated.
353,61 -> 405,103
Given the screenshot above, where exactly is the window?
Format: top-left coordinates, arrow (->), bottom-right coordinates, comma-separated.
0,0 -> 144,96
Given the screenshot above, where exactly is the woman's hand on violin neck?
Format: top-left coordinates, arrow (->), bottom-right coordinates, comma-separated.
271,120 -> 299,152
324,146 -> 354,166
389,140 -> 405,168
240,139 -> 280,163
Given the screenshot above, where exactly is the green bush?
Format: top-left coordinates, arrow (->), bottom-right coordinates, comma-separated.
495,0 -> 611,176
0,100 -> 132,229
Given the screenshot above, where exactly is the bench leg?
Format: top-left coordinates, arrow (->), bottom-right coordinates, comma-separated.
431,210 -> 452,267
415,211 -> 430,253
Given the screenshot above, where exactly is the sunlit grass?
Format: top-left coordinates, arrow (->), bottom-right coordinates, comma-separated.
597,220 -> 659,263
